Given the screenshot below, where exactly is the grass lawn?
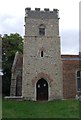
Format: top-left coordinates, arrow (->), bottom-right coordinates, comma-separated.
2,99 -> 80,118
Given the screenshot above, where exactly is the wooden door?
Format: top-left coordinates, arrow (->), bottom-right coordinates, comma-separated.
36,78 -> 48,100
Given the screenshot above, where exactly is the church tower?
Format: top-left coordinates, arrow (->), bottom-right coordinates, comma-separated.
22,8 -> 63,101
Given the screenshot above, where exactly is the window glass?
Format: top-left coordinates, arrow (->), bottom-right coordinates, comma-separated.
77,70 -> 81,91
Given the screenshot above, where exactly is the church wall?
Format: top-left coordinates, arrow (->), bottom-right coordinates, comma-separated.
10,52 -> 81,99
22,36 -> 63,100
22,8 -> 63,100
62,56 -> 80,98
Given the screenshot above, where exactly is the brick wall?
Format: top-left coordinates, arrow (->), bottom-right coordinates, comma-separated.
62,55 -> 81,99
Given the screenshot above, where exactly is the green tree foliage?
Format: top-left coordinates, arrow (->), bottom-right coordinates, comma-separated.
2,33 -> 23,96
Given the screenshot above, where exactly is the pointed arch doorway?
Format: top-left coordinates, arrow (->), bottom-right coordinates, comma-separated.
36,78 -> 48,101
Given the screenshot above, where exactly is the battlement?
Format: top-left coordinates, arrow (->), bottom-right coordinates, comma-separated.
25,7 -> 59,19
25,7 -> 58,12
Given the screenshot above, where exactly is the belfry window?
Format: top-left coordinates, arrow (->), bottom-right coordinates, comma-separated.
76,70 -> 81,91
39,24 -> 45,36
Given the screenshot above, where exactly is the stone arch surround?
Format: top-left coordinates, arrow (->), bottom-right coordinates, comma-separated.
32,72 -> 53,86
32,72 -> 54,100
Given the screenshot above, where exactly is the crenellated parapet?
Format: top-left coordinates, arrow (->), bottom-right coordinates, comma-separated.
25,7 -> 59,19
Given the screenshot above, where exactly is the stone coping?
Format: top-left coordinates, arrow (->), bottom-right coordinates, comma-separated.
4,96 -> 23,99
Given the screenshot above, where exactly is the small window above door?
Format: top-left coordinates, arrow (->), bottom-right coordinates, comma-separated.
41,51 -> 43,57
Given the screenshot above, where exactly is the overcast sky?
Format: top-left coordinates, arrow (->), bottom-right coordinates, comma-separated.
0,0 -> 80,54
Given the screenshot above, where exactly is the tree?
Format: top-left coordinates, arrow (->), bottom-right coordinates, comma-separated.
2,33 -> 23,96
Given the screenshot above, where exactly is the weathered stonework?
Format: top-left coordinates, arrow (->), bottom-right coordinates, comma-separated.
22,8 -> 63,101
10,52 -> 23,96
